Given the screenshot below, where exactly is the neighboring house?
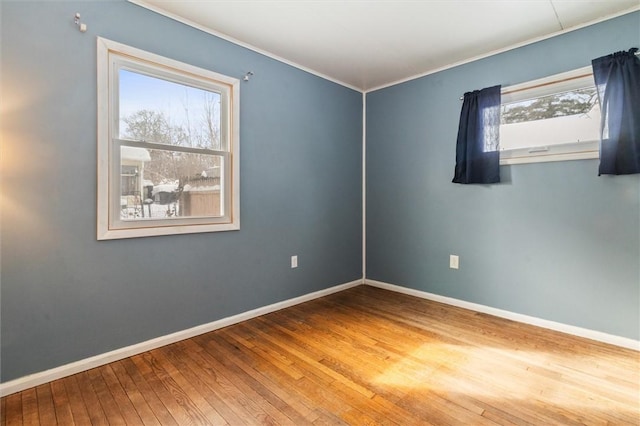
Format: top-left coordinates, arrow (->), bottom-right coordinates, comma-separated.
120,146 -> 151,217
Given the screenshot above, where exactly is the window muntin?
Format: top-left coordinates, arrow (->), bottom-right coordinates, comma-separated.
97,38 -> 240,240
499,66 -> 600,165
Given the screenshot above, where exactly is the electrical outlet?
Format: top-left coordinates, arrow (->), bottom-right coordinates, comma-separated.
291,255 -> 298,268
449,255 -> 459,269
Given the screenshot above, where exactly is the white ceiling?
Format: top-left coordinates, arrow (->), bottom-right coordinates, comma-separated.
131,0 -> 639,91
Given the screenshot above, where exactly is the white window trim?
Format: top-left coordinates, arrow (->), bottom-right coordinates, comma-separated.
499,65 -> 599,165
97,37 -> 240,240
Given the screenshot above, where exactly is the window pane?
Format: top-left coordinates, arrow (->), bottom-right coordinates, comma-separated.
500,87 -> 600,150
120,146 -> 224,220
501,87 -> 597,124
119,69 -> 222,150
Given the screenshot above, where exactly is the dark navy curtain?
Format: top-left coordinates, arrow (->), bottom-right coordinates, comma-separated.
453,85 -> 501,184
592,48 -> 640,175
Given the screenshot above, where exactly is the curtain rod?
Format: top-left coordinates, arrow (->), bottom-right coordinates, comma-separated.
458,73 -> 591,101
459,49 -> 640,101
503,73 -> 592,96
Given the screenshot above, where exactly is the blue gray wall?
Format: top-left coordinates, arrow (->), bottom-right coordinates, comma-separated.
0,1 -> 362,382
367,12 -> 640,340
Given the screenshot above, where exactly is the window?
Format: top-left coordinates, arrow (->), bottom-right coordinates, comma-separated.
499,66 -> 600,165
97,38 -> 240,240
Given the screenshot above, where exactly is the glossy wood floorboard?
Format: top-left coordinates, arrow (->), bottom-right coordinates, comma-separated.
2,285 -> 639,425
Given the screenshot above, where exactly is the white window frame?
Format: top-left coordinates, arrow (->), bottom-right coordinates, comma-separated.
499,66 -> 599,165
97,37 -> 240,240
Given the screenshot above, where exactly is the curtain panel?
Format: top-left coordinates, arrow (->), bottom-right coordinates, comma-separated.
453,85 -> 501,184
592,48 -> 640,175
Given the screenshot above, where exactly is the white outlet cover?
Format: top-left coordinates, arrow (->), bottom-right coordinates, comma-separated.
449,255 -> 459,269
291,255 -> 298,268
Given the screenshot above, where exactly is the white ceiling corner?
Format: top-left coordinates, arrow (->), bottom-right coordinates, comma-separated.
130,0 -> 640,92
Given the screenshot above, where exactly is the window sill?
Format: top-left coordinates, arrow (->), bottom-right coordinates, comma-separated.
97,221 -> 240,240
499,141 -> 599,165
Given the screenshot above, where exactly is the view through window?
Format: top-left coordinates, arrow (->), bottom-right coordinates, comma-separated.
498,67 -> 600,164
118,69 -> 225,221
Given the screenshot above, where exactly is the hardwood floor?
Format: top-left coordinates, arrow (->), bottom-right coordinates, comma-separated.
1,285 -> 639,425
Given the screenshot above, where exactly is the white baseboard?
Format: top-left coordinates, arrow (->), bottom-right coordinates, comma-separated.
0,279 -> 363,397
365,279 -> 640,351
4,277 -> 635,397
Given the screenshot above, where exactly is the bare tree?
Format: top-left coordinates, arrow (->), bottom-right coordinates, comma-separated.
202,92 -> 221,150
122,106 -> 221,185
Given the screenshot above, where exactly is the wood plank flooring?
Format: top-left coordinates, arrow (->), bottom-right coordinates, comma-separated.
1,285 -> 639,425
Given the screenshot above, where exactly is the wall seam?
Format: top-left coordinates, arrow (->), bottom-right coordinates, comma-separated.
362,92 -> 367,281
